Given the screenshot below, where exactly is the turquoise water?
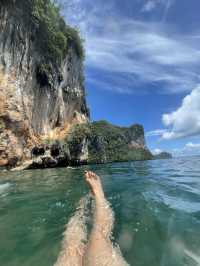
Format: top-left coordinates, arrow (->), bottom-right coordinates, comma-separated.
0,157 -> 200,266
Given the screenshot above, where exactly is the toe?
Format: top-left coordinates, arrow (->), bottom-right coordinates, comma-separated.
85,171 -> 90,180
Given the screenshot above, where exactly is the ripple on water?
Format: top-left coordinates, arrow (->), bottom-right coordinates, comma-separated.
0,157 -> 200,266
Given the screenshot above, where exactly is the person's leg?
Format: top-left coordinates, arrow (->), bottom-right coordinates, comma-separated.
54,197 -> 88,266
84,171 -> 129,266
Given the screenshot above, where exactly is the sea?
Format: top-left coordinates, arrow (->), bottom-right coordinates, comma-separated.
0,157 -> 200,266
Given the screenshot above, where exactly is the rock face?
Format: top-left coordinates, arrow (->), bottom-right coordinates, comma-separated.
0,1 -> 152,170
67,121 -> 153,164
14,121 -> 152,170
0,0 -> 89,167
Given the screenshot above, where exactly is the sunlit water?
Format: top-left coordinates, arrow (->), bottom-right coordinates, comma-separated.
0,157 -> 200,266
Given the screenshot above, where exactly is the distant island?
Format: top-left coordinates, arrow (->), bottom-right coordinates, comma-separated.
153,152 -> 172,160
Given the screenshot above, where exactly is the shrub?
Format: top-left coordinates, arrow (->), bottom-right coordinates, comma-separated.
2,0 -> 85,63
32,0 -> 85,62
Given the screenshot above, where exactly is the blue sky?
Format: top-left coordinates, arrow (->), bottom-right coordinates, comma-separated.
60,0 -> 200,156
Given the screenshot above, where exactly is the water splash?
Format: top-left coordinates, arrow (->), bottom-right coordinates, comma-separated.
184,248 -> 200,265
0,182 -> 11,194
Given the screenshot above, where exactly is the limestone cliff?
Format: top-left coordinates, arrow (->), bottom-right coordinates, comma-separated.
66,121 -> 153,165
0,0 -> 152,170
0,0 -> 89,167
14,121 -> 152,170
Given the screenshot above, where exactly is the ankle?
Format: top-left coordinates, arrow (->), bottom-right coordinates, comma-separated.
95,192 -> 106,205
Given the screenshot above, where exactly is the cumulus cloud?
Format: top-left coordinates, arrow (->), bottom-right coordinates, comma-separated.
162,87 -> 200,139
171,142 -> 200,157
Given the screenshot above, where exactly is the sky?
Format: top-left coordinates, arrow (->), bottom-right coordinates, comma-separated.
59,0 -> 200,156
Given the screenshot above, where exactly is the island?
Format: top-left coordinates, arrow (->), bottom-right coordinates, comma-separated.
153,152 -> 172,160
0,0 -> 153,170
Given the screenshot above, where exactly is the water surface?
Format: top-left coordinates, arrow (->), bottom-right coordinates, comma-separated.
0,157 -> 200,266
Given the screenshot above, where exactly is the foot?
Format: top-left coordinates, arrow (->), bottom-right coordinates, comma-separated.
85,171 -> 105,200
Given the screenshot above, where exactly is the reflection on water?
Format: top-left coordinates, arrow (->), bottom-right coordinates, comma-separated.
0,157 -> 200,266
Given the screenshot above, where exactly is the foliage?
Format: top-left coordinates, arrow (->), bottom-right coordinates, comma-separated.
66,123 -> 91,160
2,0 -> 85,63
31,0 -> 85,62
67,123 -> 91,146
39,121 -> 152,165
0,120 -> 5,131
66,121 -> 153,164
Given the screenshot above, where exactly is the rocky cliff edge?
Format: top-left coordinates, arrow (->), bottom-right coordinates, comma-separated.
0,0 -> 89,167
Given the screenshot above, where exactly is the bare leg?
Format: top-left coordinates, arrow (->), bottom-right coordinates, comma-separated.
54,197 -> 88,266
84,171 -> 129,266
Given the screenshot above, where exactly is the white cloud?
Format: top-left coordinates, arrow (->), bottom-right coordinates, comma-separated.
141,0 -> 159,12
87,77 -> 134,94
60,0 -> 200,95
185,142 -> 200,149
162,87 -> 200,139
146,129 -> 167,137
152,148 -> 163,155
162,0 -> 174,21
141,0 -> 174,15
171,142 -> 200,157
85,20 -> 200,94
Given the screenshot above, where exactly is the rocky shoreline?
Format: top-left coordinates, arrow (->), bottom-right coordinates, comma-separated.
10,121 -> 153,171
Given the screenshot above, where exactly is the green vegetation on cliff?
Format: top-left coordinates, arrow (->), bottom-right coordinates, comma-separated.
31,0 -> 84,62
2,0 -> 84,63
20,121 -> 152,169
66,121 -> 153,164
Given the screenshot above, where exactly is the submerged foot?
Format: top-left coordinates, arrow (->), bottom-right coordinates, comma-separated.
84,171 -> 129,266
85,171 -> 105,200
85,171 -> 114,237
